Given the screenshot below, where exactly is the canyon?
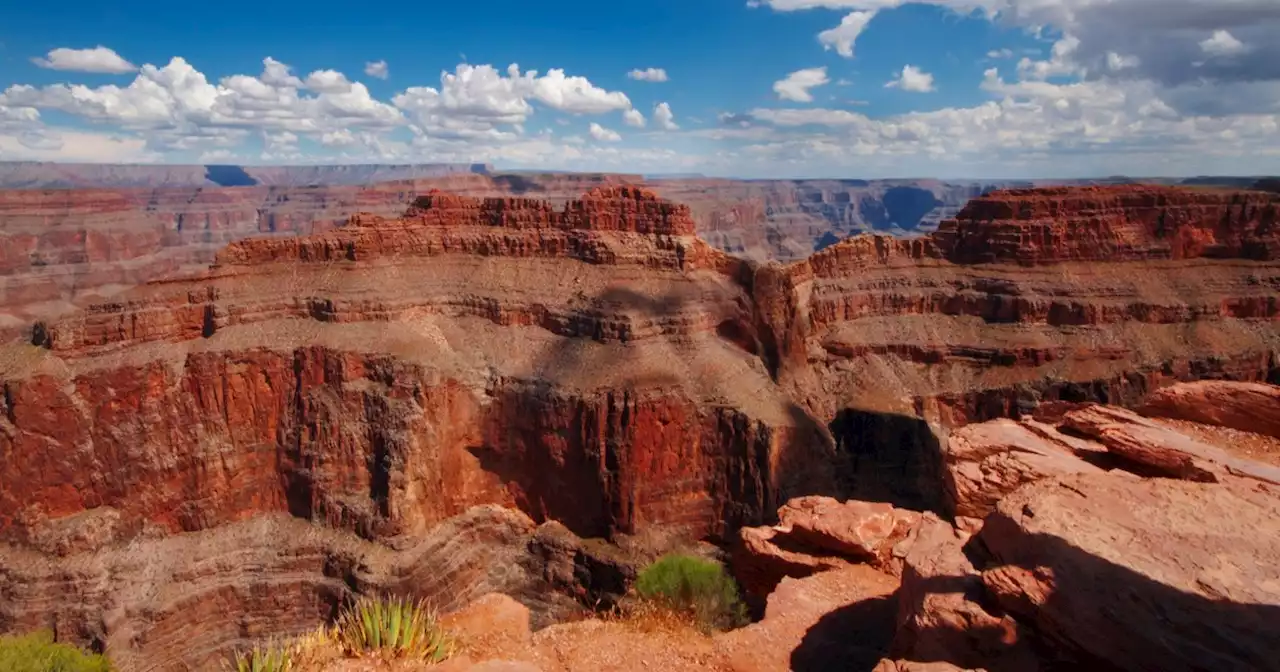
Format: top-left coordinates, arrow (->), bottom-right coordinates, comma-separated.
0,180 -> 1279,670
0,167 -> 1057,340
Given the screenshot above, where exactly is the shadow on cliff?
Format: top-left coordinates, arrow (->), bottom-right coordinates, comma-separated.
819,526 -> 1280,672
828,408 -> 945,512
466,282 -> 839,541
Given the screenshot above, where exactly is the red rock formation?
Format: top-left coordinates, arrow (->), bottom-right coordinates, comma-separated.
980,474 -> 1280,671
934,185 -> 1280,265
1140,380 -> 1280,438
3,184 -> 1280,670
734,496 -> 920,601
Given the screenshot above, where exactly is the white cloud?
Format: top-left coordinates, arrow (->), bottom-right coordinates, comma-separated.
886,65 -> 935,92
628,68 -> 669,82
653,102 -> 679,130
391,63 -> 630,141
773,67 -> 829,102
623,108 -> 647,127
364,60 -> 389,80
319,129 -> 357,146
0,128 -> 156,162
31,46 -> 136,74
1106,52 -> 1140,71
1200,30 -> 1247,57
987,48 -> 1014,59
818,11 -> 876,58
588,122 -> 621,142
304,70 -> 353,94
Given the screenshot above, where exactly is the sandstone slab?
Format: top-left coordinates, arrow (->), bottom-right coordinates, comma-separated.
980,474 -> 1280,671
942,419 -> 1105,519
716,565 -> 899,672
1061,404 -> 1280,484
1140,380 -> 1280,439
734,497 -> 920,601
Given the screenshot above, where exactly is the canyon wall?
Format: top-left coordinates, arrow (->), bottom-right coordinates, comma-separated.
1,183 -> 1278,669
0,172 -> 1054,337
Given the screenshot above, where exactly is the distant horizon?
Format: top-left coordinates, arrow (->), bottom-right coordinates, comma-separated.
2,1 -> 1277,177
0,159 -> 1269,185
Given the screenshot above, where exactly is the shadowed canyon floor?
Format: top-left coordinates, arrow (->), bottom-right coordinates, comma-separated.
1,183 -> 1279,670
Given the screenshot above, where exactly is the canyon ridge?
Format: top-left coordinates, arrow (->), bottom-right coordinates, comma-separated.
1,174 -> 1279,671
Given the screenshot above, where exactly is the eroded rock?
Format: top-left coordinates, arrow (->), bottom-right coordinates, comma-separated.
980,474 -> 1280,671
1061,404 -> 1280,484
1140,380 -> 1280,439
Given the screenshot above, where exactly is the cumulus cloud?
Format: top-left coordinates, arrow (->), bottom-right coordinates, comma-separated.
1200,30 -> 1247,57
818,11 -> 876,57
886,65 -> 935,92
364,60 -> 389,80
628,67 -> 669,82
753,0 -> 1280,115
392,63 -> 631,141
773,67 -> 829,102
32,46 -> 137,74
653,102 -> 678,130
304,70 -> 353,94
623,108 -> 647,127
588,122 -> 621,142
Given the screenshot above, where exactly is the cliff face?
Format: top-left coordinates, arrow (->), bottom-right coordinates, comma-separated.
0,174 -> 1041,337
2,184 -> 1279,669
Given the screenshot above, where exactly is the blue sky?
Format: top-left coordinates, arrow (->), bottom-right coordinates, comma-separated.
0,0 -> 1278,178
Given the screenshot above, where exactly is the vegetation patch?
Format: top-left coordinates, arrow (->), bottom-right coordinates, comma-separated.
0,630 -> 113,672
632,553 -> 748,631
335,595 -> 454,662
229,640 -> 294,672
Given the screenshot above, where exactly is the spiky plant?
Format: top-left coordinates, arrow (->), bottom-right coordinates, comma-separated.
228,640 -> 293,672
335,595 -> 453,662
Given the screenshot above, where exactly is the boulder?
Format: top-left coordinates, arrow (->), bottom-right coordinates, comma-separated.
891,515 -> 1038,671
942,419 -> 1106,519
1140,380 -> 1280,439
734,497 -> 922,601
716,565 -> 900,672
1060,404 -> 1280,484
980,474 -> 1280,671
776,496 -> 921,565
442,593 -> 534,662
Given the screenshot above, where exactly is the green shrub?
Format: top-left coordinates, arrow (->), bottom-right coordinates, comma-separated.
335,595 -> 453,662
0,630 -> 113,672
633,554 -> 748,631
228,640 -> 294,672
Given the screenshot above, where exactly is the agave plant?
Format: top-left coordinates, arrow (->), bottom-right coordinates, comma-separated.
228,641 -> 293,672
335,595 -> 453,662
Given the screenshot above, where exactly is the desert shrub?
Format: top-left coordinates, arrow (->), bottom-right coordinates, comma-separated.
0,630 -> 113,672
228,640 -> 294,672
633,553 -> 748,631
334,595 -> 453,662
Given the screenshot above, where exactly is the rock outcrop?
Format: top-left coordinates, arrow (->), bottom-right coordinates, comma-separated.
1140,380 -> 1280,439
981,474 -> 1280,672
3,183 -> 1280,669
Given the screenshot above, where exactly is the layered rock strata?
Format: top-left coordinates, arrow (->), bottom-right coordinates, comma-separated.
3,184 -> 1280,669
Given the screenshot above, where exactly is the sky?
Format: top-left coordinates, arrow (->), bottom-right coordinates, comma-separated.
1,0 -> 1278,178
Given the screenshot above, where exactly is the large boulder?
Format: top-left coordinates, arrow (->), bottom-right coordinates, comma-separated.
980,474 -> 1280,672
1061,404 -> 1280,485
891,515 -> 1039,671
734,497 -> 921,601
942,419 -> 1106,520
716,565 -> 900,672
1140,380 -> 1280,439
